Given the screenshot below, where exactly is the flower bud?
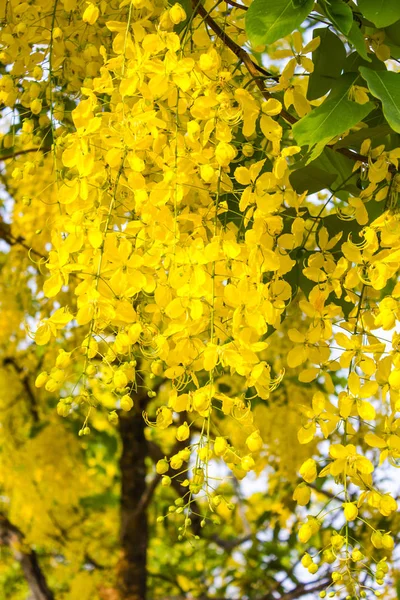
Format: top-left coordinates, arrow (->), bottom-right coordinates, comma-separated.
246,430 -> 263,452
113,370 -> 128,390
120,395 -> 133,412
343,502 -> 358,521
176,422 -> 190,441
351,548 -> 363,562
170,455 -> 183,470
169,3 -> 186,24
214,437 -> 228,457
156,459 -> 169,475
371,531 -> 383,549
30,98 -> 42,115
301,553 -> 313,568
57,401 -> 70,417
299,458 -> 317,483
308,563 -> 318,574
108,411 -> 119,425
298,523 -> 312,543
382,533 -> 394,550
55,350 -> 71,368
35,371 -> 48,388
241,455 -> 255,472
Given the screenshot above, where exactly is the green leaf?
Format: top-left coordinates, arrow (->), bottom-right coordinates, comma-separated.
283,251 -> 314,299
293,73 -> 374,149
344,51 -> 384,73
334,123 -> 392,148
289,165 -> 337,194
291,0 -> 308,5
307,28 -> 347,100
289,146 -> 359,194
324,0 -> 353,35
384,21 -> 400,58
346,22 -> 371,61
359,67 -> 400,133
245,0 -> 314,46
316,147 -> 358,189
358,0 -> 400,28
385,20 -> 400,46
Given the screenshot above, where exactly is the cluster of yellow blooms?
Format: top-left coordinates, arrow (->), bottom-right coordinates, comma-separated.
2,0 -> 400,596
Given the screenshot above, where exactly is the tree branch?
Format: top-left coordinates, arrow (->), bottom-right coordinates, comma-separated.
0,514 -> 54,600
132,473 -> 162,520
224,0 -> 248,9
276,579 -> 330,600
0,218 -> 45,260
0,147 -> 52,162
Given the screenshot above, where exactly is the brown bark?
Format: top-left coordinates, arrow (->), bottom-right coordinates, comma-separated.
117,395 -> 149,600
0,514 -> 54,600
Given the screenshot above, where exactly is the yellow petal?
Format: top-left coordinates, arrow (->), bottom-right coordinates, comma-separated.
357,400 -> 376,421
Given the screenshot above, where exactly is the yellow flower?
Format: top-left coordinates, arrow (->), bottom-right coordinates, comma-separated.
348,84 -> 370,104
338,372 -> 377,421
273,31 -> 320,79
327,444 -> 374,478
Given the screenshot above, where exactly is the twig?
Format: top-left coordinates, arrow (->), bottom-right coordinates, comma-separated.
224,0 -> 248,10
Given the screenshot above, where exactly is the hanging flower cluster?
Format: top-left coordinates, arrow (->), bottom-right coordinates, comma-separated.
2,0 -> 400,596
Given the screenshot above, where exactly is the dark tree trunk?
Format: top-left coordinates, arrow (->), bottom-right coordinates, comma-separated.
117,396 -> 149,600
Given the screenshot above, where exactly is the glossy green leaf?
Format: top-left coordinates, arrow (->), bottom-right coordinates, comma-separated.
307,28 -> 346,100
359,67 -> 400,133
245,0 -> 314,46
346,22 -> 371,61
358,0 -> 400,28
293,73 -> 374,149
324,0 -> 353,35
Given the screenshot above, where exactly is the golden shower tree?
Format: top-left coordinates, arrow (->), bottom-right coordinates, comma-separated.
1,0 -> 400,598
